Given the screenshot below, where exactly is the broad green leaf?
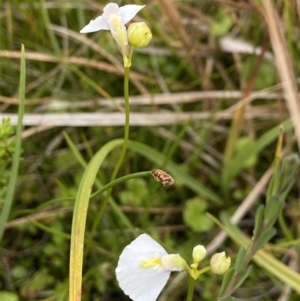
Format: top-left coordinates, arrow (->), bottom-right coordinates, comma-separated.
119,178 -> 149,206
183,197 -> 214,232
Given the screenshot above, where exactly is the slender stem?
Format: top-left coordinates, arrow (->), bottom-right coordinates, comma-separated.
198,266 -> 211,275
91,171 -> 152,199
128,46 -> 135,67
90,66 -> 131,236
110,66 -> 131,183
186,276 -> 195,301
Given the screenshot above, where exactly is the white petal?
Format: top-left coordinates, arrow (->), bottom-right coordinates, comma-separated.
119,5 -> 146,25
103,3 -> 120,16
126,234 -> 168,254
80,16 -> 109,33
116,234 -> 170,301
117,264 -> 170,301
116,234 -> 167,272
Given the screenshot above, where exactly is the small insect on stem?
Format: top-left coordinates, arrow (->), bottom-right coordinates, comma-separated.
151,169 -> 174,187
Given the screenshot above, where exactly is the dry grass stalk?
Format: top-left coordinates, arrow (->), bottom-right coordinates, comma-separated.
262,0 -> 300,150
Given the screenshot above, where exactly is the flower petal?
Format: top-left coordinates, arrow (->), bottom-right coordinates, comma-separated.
116,234 -> 170,301
103,3 -> 120,16
119,5 -> 146,25
117,264 -> 170,301
116,234 -> 168,270
126,234 -> 168,254
80,16 -> 110,33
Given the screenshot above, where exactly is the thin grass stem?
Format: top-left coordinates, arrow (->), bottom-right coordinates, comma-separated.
0,45 -> 25,242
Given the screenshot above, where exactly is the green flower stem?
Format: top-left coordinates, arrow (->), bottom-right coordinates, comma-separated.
91,171 -> 152,199
109,65 -> 131,184
89,65 -> 131,238
128,46 -> 135,67
185,266 -> 211,301
186,276 -> 195,301
198,266 -> 211,276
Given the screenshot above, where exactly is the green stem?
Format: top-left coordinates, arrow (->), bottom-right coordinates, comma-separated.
108,66 -> 131,184
90,66 -> 131,237
91,171 -> 151,199
186,276 -> 195,301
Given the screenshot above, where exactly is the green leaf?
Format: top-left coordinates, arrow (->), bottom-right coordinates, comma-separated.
0,292 -> 19,301
69,139 -> 136,301
264,196 -> 284,228
254,227 -> 276,253
216,214 -> 300,294
277,154 -> 300,199
234,265 -> 253,290
235,137 -> 258,168
119,178 -> 149,206
253,204 -> 264,237
0,118 -> 14,139
209,8 -> 233,37
267,154 -> 300,202
183,197 -> 214,232
219,267 -> 235,296
234,247 -> 247,274
266,174 -> 276,203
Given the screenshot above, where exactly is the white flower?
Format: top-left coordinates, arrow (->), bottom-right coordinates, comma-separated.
80,3 -> 145,66
80,3 -> 145,34
115,234 -> 187,301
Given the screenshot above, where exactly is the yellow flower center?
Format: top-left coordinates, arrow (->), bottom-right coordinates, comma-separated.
139,256 -> 162,268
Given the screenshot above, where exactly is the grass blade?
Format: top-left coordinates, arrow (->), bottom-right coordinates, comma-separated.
69,139 -> 130,301
0,45 -> 25,242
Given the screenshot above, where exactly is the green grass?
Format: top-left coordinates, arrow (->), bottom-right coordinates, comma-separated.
0,1 -> 300,301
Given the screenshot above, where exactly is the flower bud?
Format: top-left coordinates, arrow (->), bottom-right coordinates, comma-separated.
210,251 -> 231,274
127,22 -> 152,48
191,245 -> 206,268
